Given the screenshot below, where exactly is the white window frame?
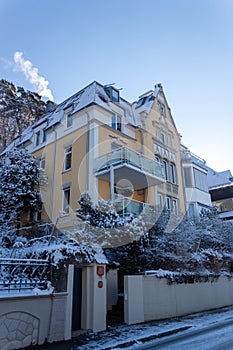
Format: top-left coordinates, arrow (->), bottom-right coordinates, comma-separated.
165,196 -> 170,210
64,146 -> 72,171
67,113 -> 73,128
63,187 -> 70,214
172,199 -> 178,214
112,114 -> 122,132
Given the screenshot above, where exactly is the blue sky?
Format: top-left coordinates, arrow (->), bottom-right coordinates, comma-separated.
0,0 -> 232,172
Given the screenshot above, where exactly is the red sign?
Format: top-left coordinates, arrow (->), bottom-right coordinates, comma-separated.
96,265 -> 105,276
98,281 -> 103,288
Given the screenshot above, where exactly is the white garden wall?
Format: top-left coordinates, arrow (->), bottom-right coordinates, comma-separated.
0,292 -> 70,350
0,263 -> 107,350
124,275 -> 233,325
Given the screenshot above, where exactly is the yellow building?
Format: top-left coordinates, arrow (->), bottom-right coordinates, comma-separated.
8,81 -> 187,227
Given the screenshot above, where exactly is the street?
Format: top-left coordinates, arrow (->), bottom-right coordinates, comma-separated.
138,318 -> 233,350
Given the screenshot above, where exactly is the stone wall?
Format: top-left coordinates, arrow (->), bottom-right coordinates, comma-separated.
0,293 -> 70,350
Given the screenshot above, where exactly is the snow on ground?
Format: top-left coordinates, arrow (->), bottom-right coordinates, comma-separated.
73,306 -> 233,350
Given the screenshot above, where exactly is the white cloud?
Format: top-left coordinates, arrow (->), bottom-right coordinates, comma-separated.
14,51 -> 54,101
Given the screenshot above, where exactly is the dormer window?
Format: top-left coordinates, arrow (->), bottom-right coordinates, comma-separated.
111,88 -> 119,102
112,114 -> 122,132
104,86 -> 119,102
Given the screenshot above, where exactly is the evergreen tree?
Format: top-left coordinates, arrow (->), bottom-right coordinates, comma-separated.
77,192 -> 128,228
0,148 -> 43,244
0,79 -> 46,151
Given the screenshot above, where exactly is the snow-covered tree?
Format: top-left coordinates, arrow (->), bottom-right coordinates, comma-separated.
105,205 -> 233,275
0,148 -> 44,245
77,192 -> 129,228
0,79 -> 46,151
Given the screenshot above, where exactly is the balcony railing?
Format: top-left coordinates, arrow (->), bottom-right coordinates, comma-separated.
113,194 -> 152,216
182,151 -> 207,170
94,147 -> 165,180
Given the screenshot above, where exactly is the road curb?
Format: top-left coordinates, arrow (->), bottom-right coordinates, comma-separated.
103,325 -> 191,349
133,316 -> 233,349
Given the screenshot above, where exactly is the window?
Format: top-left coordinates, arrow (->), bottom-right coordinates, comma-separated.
35,131 -> 40,146
42,129 -> 47,143
157,101 -> 166,117
184,167 -> 193,187
162,160 -> 168,180
188,203 -> 195,219
105,86 -> 119,102
111,88 -> 120,102
112,115 -> 122,132
64,146 -> 72,171
161,104 -> 166,117
63,188 -> 70,214
172,199 -> 178,214
67,113 -> 73,128
165,197 -> 170,210
157,101 -> 161,113
170,163 -> 176,184
37,156 -> 46,169
157,194 -> 163,208
193,168 -> 208,192
28,201 -> 42,222
160,132 -> 165,144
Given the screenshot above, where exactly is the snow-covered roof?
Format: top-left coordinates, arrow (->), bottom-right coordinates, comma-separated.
207,166 -> 233,190
132,84 -> 161,125
2,81 -> 164,154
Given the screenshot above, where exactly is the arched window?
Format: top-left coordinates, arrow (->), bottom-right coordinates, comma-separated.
162,160 -> 168,180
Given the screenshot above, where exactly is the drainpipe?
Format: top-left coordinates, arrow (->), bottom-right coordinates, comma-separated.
85,111 -> 90,192
49,127 -> 57,221
110,165 -> 114,202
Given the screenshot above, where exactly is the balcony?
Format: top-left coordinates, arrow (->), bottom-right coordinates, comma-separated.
182,151 -> 207,171
113,195 -> 152,216
94,147 -> 165,190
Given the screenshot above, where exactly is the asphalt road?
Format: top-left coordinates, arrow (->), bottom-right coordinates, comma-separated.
137,318 -> 233,350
